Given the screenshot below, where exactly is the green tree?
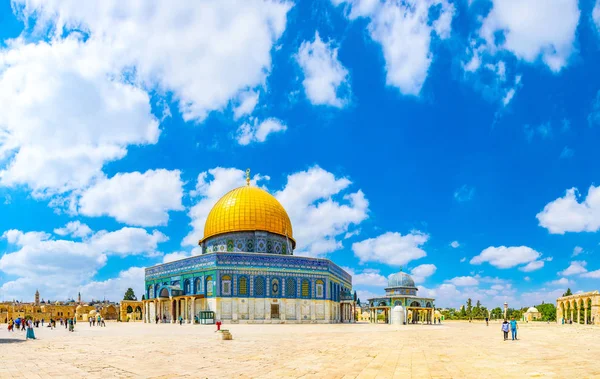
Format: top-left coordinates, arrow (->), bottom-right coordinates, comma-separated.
536,303 -> 557,321
491,307 -> 503,319
123,288 -> 137,301
563,288 -> 573,297
466,298 -> 473,319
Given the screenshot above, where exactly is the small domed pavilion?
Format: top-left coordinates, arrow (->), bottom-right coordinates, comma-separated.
368,270 -> 435,324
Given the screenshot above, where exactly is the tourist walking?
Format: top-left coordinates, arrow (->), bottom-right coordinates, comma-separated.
510,317 -> 518,340
155,315 -> 159,324
179,315 -> 183,325
68,318 -> 74,332
21,319 -> 26,331
8,318 -> 13,332
501,320 -> 509,340
41,319 -> 44,327
26,319 -> 36,340
485,317 -> 489,326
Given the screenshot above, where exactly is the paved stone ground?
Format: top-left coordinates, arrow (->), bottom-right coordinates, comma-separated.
0,320 -> 597,378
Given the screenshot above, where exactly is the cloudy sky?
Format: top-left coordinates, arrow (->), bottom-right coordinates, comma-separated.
1,0 -> 599,308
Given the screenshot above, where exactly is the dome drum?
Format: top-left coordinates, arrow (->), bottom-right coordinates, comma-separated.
201,231 -> 293,255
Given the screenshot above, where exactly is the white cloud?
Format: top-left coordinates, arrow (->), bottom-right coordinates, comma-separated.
276,167 -> 369,257
344,267 -> 387,287
588,90 -> 600,127
572,246 -> 583,257
14,0 -> 292,123
446,276 -> 479,287
333,0 -> 455,95
89,228 -> 167,257
163,251 -> 191,264
558,261 -> 588,276
548,277 -> 573,286
184,166 -> 369,258
477,0 -> 580,72
519,260 -> 548,272
0,226 -> 164,300
78,169 -> 184,227
79,267 -> 145,302
410,264 -> 436,284
236,118 -> 287,146
233,90 -> 260,120
297,32 -> 350,107
581,269 -> 600,278
450,241 -> 460,248
460,257 -> 466,263
54,221 -> 92,239
0,37 -> 159,196
454,185 -> 475,202
593,1 -> 600,33
470,245 -> 541,269
560,146 -> 574,159
352,231 -> 428,266
536,186 -> 600,234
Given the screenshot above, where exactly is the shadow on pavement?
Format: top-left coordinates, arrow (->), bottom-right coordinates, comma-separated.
0,338 -> 26,344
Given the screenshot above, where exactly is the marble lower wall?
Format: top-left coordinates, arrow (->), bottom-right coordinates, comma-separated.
212,297 -> 341,324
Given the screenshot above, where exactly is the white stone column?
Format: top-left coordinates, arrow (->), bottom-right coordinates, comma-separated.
191,298 -> 196,323
584,307 -> 588,324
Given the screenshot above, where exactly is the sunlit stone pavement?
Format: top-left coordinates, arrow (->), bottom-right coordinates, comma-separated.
0,321 -> 598,378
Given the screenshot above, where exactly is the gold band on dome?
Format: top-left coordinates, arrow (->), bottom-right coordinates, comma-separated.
199,185 -> 296,248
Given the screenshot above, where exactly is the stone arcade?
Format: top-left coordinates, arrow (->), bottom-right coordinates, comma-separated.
142,173 -> 355,324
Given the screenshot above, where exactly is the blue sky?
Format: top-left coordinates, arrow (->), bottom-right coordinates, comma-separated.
1,0 -> 600,307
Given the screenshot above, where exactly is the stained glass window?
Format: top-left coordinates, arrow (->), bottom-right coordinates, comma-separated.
239,277 -> 248,295
271,279 -> 279,296
301,279 -> 309,298
206,276 -> 213,296
255,277 -> 265,296
221,275 -> 231,296
286,278 -> 295,298
316,280 -> 324,298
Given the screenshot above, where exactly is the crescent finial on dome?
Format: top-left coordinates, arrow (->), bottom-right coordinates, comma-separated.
245,168 -> 251,186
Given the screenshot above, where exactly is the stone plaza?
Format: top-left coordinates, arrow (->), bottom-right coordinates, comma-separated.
1,321 -> 598,378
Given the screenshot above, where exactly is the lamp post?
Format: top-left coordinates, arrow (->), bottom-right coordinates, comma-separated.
503,302 -> 508,320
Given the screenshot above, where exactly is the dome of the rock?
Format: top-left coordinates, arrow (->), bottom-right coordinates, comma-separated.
201,185 -> 295,248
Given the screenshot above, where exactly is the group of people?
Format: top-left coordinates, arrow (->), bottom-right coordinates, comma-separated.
89,315 -> 106,327
501,318 -> 519,341
6,318 -> 37,339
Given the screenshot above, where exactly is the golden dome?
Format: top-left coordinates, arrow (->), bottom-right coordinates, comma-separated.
201,185 -> 295,247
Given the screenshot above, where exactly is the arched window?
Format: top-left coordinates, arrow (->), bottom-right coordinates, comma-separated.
285,277 -> 296,298
126,305 -> 133,313
254,277 -> 265,296
159,288 -> 169,298
301,279 -> 310,298
148,285 -> 153,299
154,284 -> 160,298
238,276 -> 248,296
221,275 -> 232,296
315,280 -> 324,298
184,279 -> 191,295
426,302 -> 432,308
206,276 -> 213,296
194,278 -> 202,294
410,301 -> 419,307
271,279 -> 279,297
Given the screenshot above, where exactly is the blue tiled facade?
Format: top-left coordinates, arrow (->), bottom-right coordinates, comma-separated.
144,252 -> 352,302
